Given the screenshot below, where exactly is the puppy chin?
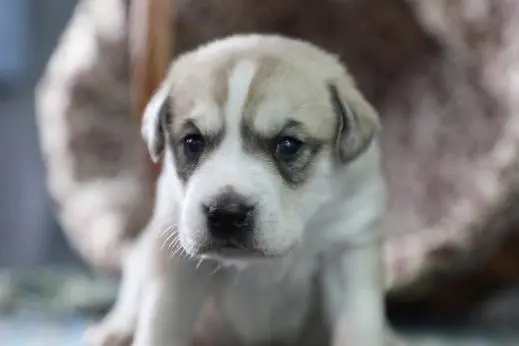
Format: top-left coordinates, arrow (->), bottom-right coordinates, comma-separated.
200,252 -> 257,270
200,243 -> 269,260
205,241 -> 297,262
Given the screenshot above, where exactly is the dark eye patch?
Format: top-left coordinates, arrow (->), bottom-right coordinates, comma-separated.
242,121 -> 323,187
168,120 -> 224,184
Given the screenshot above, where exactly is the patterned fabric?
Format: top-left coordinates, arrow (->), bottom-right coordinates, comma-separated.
35,0 -> 519,297
35,0 -> 155,272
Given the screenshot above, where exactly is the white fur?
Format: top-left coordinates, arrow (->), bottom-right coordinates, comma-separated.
224,59 -> 257,129
87,35 -> 390,346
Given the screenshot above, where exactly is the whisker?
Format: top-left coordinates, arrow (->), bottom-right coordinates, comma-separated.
196,258 -> 204,270
210,263 -> 222,275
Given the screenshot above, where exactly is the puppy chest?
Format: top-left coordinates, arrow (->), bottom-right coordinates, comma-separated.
218,269 -> 316,341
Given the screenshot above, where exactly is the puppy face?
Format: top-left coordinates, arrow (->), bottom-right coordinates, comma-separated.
142,35 -> 380,259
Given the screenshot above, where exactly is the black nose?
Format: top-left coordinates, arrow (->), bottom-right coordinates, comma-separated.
204,193 -> 255,240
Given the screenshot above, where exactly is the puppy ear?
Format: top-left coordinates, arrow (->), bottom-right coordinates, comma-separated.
141,81 -> 171,163
328,81 -> 380,162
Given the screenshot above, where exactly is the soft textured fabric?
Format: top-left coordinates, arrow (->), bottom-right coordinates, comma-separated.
35,0 -> 519,319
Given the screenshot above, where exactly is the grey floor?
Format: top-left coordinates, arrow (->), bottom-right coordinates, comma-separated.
0,313 -> 515,345
0,266 -> 518,346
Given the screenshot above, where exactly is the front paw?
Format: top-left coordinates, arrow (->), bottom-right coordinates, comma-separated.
84,315 -> 134,346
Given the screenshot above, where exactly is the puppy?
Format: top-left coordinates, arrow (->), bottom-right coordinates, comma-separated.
87,34 -> 388,346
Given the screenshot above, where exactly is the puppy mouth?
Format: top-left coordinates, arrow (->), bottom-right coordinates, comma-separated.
197,239 -> 268,260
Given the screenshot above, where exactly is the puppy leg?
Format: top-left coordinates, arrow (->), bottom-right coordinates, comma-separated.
132,257 -> 214,346
85,229 -> 155,346
321,235 -> 387,346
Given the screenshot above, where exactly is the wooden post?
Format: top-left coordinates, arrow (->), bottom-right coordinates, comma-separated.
129,0 -> 175,179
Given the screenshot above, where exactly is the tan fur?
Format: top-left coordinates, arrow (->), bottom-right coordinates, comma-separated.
166,36 -> 378,147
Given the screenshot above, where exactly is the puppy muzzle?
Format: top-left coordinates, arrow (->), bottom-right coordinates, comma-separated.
202,192 -> 256,251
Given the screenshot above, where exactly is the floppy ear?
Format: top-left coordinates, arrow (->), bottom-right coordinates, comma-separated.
141,81 -> 171,163
328,80 -> 381,162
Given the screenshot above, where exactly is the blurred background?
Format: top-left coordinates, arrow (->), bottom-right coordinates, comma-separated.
0,2 -> 117,344
0,0 -> 80,267
1,0 -> 519,345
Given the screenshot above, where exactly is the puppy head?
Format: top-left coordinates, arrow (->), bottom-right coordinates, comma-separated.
142,35 -> 380,260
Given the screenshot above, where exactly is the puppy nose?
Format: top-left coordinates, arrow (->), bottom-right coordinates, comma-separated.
204,193 -> 254,240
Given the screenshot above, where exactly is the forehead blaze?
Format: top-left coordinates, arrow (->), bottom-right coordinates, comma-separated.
166,54 -> 337,187
168,53 -> 336,141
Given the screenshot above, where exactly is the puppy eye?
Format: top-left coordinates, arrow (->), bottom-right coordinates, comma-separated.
183,134 -> 205,158
275,136 -> 303,161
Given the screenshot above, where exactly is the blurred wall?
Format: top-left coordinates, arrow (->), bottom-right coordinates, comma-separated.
0,0 -> 28,83
0,0 -> 81,267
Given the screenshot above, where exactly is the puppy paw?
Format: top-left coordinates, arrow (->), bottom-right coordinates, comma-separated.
84,318 -> 133,346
